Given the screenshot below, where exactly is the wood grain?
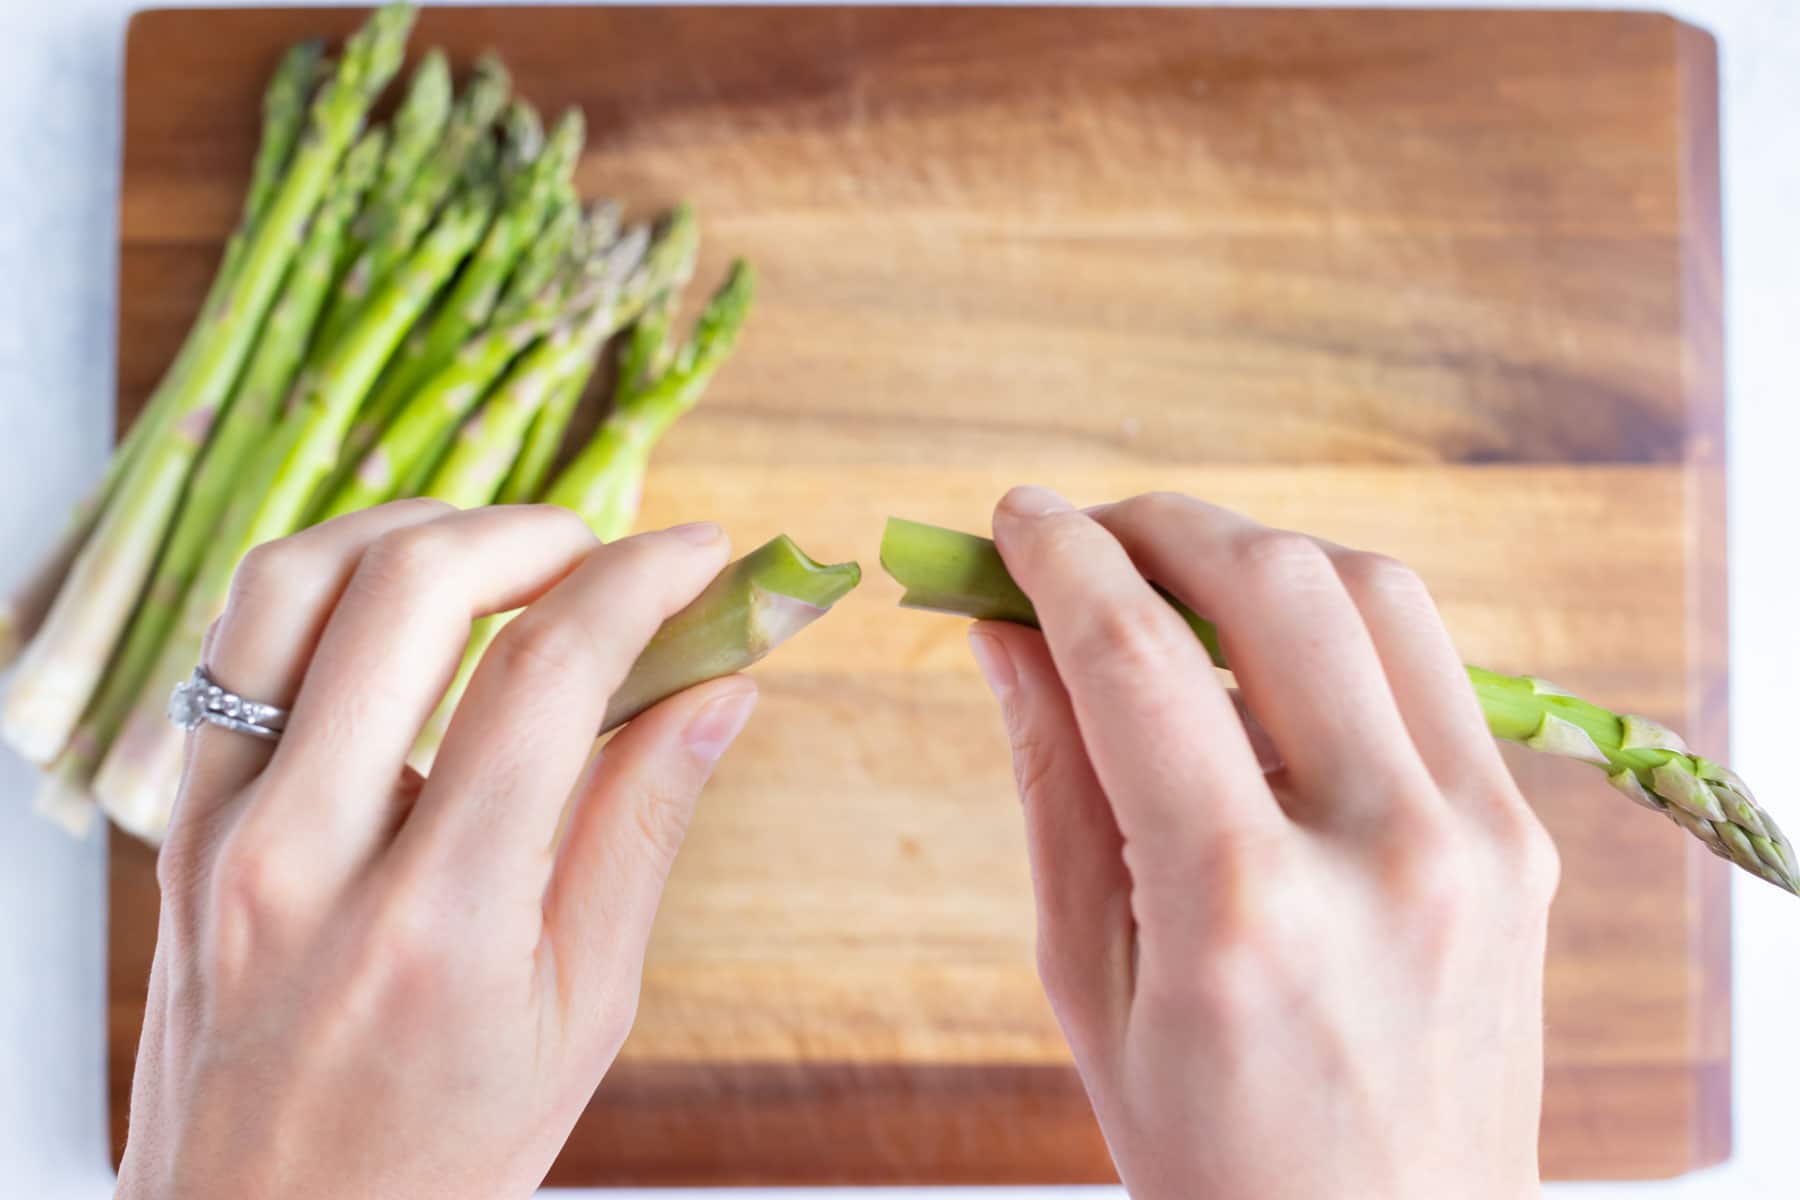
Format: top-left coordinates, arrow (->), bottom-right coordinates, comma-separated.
112,6 -> 1730,1183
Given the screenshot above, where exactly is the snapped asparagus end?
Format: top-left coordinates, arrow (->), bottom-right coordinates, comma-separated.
749,533 -> 863,635
598,536 -> 860,733
879,517 -> 1036,626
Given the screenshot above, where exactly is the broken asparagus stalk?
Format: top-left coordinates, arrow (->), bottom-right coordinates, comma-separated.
602,535 -> 861,732
879,518 -> 1797,896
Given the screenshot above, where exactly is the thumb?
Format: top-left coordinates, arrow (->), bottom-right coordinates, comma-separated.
543,676 -> 757,1032
970,621 -> 1133,1073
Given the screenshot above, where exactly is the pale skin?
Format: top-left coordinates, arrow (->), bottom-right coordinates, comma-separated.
116,487 -> 1557,1199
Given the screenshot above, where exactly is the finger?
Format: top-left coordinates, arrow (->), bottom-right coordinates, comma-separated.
1318,542 -> 1512,809
1092,494 -> 1438,825
970,622 -> 1133,1075
543,675 -> 756,1028
991,487 -> 1279,871
404,522 -> 732,890
269,506 -> 599,844
182,499 -> 453,819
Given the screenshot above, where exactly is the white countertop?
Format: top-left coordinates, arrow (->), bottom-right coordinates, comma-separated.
3,2 -> 1795,1196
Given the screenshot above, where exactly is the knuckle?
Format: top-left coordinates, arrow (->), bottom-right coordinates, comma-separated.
375,894 -> 457,990
208,829 -> 305,938
593,985 -> 642,1061
1021,508 -> 1101,571
519,502 -> 596,543
1232,528 -> 1332,589
355,523 -> 456,600
1385,821 -> 1476,926
1117,490 -> 1193,526
488,610 -> 597,681
1068,601 -> 1175,677
1336,550 -> 1429,605
229,537 -> 318,609
629,785 -> 697,874
1507,811 -> 1562,906
154,827 -> 204,897
1007,724 -> 1061,807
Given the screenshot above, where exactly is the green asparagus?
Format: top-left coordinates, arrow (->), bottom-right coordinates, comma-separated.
603,536 -> 861,731
317,53 -> 508,352
340,108 -> 585,479
0,39 -> 325,674
91,181 -> 494,828
0,3 -> 414,766
38,127 -> 389,819
352,49 -> 452,245
878,518 -> 1799,896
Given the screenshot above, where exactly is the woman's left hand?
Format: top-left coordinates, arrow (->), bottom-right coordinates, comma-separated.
117,501 -> 759,1200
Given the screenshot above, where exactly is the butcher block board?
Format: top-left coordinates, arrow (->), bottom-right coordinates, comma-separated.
111,5 -> 1730,1185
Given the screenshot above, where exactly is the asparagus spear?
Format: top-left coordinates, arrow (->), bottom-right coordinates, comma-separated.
341,108 -> 585,479
603,536 -> 861,731
878,519 -> 1799,896
311,239 -> 600,522
493,357 -> 595,505
316,205 -> 657,521
411,262 -> 753,768
36,127 -> 390,821
418,244 -> 662,509
496,275 -> 679,506
90,184 -> 494,829
0,40 -> 326,673
422,207 -> 701,509
352,49 -> 452,246
541,262 -> 751,523
316,53 -> 508,353
1,3 -> 415,766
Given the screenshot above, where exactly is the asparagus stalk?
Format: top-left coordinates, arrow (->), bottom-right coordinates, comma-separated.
1,3 -> 415,765
411,262 -> 753,768
423,209 -> 702,510
411,536 -> 855,779
0,39 -> 326,673
311,231 -> 606,522
878,519 -> 1799,896
493,356 -> 595,505
603,536 -> 861,730
341,108 -> 585,478
500,188 -> 585,313
90,183 -> 494,829
317,205 -> 658,521
419,245 -> 661,509
541,261 -> 751,523
352,49 -> 452,245
497,276 -> 682,506
317,53 -> 508,353
36,127 -> 390,819
245,41 -> 330,238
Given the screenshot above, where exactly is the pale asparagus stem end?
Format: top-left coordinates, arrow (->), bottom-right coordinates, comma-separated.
33,768 -> 98,838
877,518 -> 1798,896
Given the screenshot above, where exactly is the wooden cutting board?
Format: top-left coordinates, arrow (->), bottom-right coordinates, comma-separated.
111,6 -> 1730,1184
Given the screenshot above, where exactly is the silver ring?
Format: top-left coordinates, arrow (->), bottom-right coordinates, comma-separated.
167,667 -> 289,742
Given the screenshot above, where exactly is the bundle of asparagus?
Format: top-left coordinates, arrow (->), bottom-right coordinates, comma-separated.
0,3 -> 792,844
879,519 -> 1798,895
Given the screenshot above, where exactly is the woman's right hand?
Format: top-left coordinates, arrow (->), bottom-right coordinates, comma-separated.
969,487 -> 1559,1200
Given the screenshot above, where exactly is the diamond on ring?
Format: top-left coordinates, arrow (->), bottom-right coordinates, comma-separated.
167,668 -> 289,741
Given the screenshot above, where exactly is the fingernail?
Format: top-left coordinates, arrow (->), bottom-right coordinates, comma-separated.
968,630 -> 1016,702
684,686 -> 759,765
999,485 -> 1071,519
666,521 -> 723,545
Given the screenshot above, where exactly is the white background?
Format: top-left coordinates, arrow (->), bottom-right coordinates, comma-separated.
2,2 -> 1795,1196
